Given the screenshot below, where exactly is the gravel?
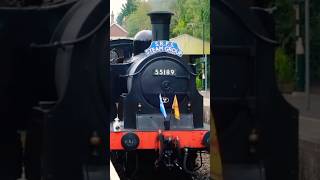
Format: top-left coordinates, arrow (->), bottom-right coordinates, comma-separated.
113,151 -> 211,180
193,152 -> 210,180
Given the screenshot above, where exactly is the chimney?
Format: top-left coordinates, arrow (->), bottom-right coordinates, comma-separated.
111,11 -> 114,24
147,11 -> 173,41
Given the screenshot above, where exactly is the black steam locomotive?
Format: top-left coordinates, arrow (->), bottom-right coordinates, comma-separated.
110,12 -> 210,177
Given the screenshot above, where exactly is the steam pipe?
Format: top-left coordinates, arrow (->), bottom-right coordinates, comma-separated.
183,148 -> 196,175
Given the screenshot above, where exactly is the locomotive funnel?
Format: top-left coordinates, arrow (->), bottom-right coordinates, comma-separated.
148,11 -> 173,41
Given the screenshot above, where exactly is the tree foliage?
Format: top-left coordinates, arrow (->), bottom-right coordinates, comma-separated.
275,47 -> 294,83
268,0 -> 320,81
123,1 -> 152,37
171,0 -> 210,41
116,0 -> 138,25
272,0 -> 295,50
117,0 -> 320,81
119,0 -> 210,41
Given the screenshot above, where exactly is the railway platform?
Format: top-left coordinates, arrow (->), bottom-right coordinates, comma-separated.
200,91 -> 210,124
201,90 -> 320,180
284,92 -> 320,180
284,93 -> 320,143
110,161 -> 120,180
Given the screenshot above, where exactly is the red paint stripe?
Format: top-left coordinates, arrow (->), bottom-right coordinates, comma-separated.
110,130 -> 208,150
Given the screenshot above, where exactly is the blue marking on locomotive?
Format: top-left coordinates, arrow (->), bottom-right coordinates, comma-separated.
145,40 -> 183,57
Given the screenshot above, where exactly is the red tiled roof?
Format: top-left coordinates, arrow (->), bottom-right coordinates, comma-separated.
110,23 -> 128,37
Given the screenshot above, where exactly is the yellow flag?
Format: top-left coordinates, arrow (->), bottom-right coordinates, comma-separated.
211,110 -> 223,180
172,95 -> 180,120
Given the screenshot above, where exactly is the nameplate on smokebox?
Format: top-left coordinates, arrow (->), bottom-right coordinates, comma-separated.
145,40 -> 183,57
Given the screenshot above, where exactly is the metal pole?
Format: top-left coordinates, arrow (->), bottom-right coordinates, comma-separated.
203,23 -> 205,56
205,54 -> 208,91
295,4 -> 298,74
295,3 -> 305,91
305,0 -> 310,110
202,22 -> 205,90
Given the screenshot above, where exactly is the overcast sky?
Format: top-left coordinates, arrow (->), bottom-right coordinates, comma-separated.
110,0 -> 127,19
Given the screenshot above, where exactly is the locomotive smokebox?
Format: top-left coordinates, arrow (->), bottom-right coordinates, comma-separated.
148,11 -> 173,41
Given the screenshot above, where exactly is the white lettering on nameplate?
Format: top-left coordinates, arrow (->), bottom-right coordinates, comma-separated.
145,40 -> 183,57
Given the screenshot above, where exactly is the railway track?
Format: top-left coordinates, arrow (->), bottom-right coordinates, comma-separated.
112,153 -> 210,180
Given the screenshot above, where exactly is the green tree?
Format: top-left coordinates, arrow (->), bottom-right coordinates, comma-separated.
123,1 -> 152,37
171,0 -> 210,41
275,47 -> 295,83
116,0 -> 138,25
272,0 -> 295,51
122,0 -> 210,40
267,0 -> 320,82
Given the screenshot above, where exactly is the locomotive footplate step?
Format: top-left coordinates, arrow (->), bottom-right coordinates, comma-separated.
110,122 -> 210,132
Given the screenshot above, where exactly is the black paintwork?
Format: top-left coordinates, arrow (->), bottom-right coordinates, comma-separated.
0,0 -> 109,180
110,12 -> 204,132
212,0 -> 298,179
110,38 -> 133,62
110,52 -> 203,130
123,52 -> 203,129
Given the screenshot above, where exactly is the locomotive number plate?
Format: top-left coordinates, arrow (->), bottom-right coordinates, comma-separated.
153,69 -> 176,76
